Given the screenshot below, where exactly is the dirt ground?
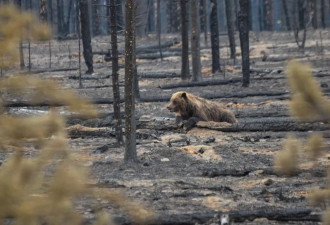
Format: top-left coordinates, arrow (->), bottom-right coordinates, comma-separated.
1,29 -> 330,224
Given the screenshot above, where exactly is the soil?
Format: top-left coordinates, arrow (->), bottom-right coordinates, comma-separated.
1,29 -> 330,224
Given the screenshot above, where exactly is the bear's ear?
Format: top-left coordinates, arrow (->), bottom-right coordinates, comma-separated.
181,92 -> 187,99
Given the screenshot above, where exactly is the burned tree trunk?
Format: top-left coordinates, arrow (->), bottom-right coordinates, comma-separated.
136,0 -> 148,36
210,0 -> 220,73
294,0 -> 307,49
225,0 -> 236,60
79,0 -> 94,74
200,0 -> 207,46
281,0 -> 291,30
190,0 -> 202,81
264,0 -> 273,30
110,0 -> 123,144
238,0 -> 250,87
156,0 -> 163,60
124,0 -> 137,162
180,0 -> 189,80
92,0 -> 101,36
311,0 -> 317,29
39,0 -> 48,21
16,0 -> 24,69
321,0 -> 325,28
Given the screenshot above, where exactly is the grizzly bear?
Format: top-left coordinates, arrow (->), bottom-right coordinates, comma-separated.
167,91 -> 237,130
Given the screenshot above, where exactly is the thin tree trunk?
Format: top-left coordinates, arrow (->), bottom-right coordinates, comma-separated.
136,0 -> 148,36
210,0 -> 220,73
64,0 -> 74,34
156,0 -> 163,60
180,0 -> 189,80
79,0 -> 94,74
92,0 -> 101,36
110,0 -> 123,144
321,0 -> 325,28
225,0 -> 236,60
56,0 -> 64,36
39,0 -> 48,21
238,0 -> 250,87
116,0 -> 123,31
281,0 -> 291,30
16,0 -> 25,69
190,0 -> 202,81
264,0 -> 273,30
77,0 -> 82,87
311,0 -> 317,29
201,0 -> 207,46
124,0 -> 137,162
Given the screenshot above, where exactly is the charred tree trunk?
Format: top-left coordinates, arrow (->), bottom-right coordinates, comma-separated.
294,0 -> 307,49
110,0 -> 123,144
264,0 -> 273,30
39,0 -> 48,21
321,0 -> 325,28
156,0 -> 163,60
238,0 -> 250,87
116,0 -> 123,31
200,0 -> 207,46
180,0 -> 190,80
16,0 -> 25,69
56,0 -> 65,36
225,0 -> 236,60
92,0 -> 101,36
124,0 -> 137,162
210,0 -> 220,73
136,0 -> 148,36
79,0 -> 94,74
190,0 -> 202,81
311,0 -> 317,29
281,0 -> 291,30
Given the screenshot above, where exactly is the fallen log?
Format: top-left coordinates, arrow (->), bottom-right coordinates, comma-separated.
159,78 -> 242,89
137,39 -> 179,51
67,125 -> 115,138
19,67 -> 79,74
68,74 -> 110,80
137,52 -> 181,60
149,208 -> 318,224
138,72 -> 180,78
197,117 -> 329,132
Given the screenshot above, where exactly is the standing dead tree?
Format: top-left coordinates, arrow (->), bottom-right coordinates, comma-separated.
180,0 -> 189,80
190,0 -> 202,81
79,0 -> 94,74
16,0 -> 25,69
281,0 -> 291,30
293,0 -> 308,49
238,0 -> 250,87
225,0 -> 236,60
110,0 -> 123,144
156,0 -> 162,60
124,0 -> 137,162
210,0 -> 220,73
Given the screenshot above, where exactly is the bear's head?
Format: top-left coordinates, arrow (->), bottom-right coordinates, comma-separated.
167,91 -> 188,115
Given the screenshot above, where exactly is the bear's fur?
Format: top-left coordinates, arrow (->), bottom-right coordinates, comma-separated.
167,91 -> 237,127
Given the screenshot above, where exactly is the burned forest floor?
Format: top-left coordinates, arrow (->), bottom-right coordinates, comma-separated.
1,30 -> 330,224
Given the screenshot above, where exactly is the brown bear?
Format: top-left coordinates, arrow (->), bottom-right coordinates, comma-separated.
167,91 -> 237,130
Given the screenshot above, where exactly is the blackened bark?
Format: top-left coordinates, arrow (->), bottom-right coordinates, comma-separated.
92,0 -> 101,36
321,0 -> 325,28
110,0 -> 123,144
16,0 -> 25,69
136,0 -> 148,36
57,0 -> 65,36
156,0 -> 163,60
63,0 -> 74,34
281,0 -> 291,30
294,0 -> 307,49
79,0 -> 94,74
264,0 -> 273,30
225,0 -> 236,60
39,0 -> 48,21
311,0 -> 317,29
190,0 -> 202,81
116,0 -> 123,31
210,0 -> 220,73
180,0 -> 189,80
238,0 -> 250,87
124,0 -> 137,162
298,0 -> 305,29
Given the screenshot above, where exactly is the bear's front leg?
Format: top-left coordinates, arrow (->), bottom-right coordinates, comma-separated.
175,115 -> 184,128
183,117 -> 200,131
